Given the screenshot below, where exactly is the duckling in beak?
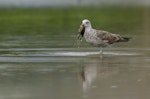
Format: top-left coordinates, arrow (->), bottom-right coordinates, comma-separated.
77,24 -> 85,40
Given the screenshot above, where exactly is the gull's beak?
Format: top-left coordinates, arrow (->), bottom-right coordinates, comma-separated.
78,24 -> 84,32
77,24 -> 85,40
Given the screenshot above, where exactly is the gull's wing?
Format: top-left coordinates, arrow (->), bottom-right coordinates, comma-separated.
96,30 -> 130,44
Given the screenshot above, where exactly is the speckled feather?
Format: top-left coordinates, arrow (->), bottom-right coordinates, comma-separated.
80,19 -> 131,47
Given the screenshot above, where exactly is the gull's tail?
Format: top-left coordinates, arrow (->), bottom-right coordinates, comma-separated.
119,37 -> 131,42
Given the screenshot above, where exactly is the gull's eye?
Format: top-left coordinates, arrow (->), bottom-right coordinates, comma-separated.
86,21 -> 89,24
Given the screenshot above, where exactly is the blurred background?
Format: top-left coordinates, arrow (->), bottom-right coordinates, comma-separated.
0,0 -> 150,7
0,0 -> 149,48
0,1 -> 150,99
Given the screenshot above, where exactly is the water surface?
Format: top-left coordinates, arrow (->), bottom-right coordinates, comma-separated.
0,34 -> 150,99
0,7 -> 150,99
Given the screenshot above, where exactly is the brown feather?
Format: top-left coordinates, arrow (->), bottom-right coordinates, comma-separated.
96,30 -> 130,44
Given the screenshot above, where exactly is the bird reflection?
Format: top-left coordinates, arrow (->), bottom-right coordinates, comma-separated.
79,57 -> 101,93
80,65 -> 98,92
79,56 -> 119,93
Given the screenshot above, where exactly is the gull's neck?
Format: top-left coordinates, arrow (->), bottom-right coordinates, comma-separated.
85,26 -> 92,32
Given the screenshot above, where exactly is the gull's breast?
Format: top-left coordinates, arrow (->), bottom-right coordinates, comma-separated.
84,31 -> 102,47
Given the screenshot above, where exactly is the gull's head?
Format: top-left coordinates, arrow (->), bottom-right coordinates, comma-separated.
82,19 -> 92,28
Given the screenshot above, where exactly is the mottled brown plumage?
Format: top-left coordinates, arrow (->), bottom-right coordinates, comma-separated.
96,30 -> 130,45
78,19 -> 131,54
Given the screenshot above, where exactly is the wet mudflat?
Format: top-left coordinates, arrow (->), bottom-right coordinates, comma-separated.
0,35 -> 150,99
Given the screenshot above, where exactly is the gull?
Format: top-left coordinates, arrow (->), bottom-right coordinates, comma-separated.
78,19 -> 131,54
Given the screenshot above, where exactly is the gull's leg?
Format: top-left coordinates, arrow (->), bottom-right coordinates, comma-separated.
99,47 -> 103,55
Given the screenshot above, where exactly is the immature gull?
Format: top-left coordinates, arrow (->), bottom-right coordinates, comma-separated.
78,19 -> 131,54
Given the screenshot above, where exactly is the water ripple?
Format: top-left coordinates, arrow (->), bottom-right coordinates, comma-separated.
0,48 -> 140,62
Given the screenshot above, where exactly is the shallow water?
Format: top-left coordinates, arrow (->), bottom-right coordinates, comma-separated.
0,34 -> 150,99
